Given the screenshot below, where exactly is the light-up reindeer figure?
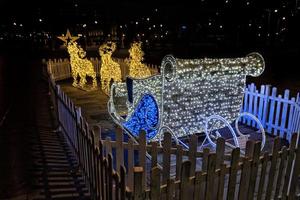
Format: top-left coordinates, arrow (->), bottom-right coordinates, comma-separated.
99,42 -> 122,95
67,42 -> 97,88
126,41 -> 151,78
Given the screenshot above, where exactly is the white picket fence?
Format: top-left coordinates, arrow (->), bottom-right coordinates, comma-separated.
242,83 -> 300,142
46,57 -> 160,81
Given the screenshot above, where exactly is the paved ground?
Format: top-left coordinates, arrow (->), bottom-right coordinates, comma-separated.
0,56 -> 89,200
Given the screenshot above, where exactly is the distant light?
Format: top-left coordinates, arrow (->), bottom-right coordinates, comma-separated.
78,34 -> 83,36
155,8 -> 158,12
145,40 -> 149,42
249,23 -> 252,27
148,27 -> 152,30
122,34 -> 125,37
161,35 -> 163,38
267,33 -> 270,37
136,21 -> 138,25
225,0 -> 229,3
74,4 -> 78,7
142,33 -> 145,36
276,32 -> 279,35
258,33 -> 261,37
181,25 -> 187,29
155,35 -> 158,38
246,2 -> 250,5
20,24 -> 23,27
274,9 -> 278,13
147,17 -> 150,21
160,24 -> 163,27
282,17 -> 286,20
94,20 -> 98,24
120,25 -> 123,28
216,12 -> 219,16
153,24 -> 156,28
39,18 -> 43,22
165,31 -> 168,35
220,25 -> 223,29
13,22 -> 17,26
258,26 -> 262,29
83,24 -> 87,28
208,22 -> 212,26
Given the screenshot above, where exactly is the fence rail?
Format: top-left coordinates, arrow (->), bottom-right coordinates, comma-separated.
47,64 -> 300,199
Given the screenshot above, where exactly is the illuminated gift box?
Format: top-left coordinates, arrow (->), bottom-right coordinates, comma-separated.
108,53 -> 265,142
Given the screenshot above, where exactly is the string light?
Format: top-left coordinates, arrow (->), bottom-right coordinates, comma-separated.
126,41 -> 151,78
110,53 -> 265,140
99,41 -> 122,95
57,30 -> 97,89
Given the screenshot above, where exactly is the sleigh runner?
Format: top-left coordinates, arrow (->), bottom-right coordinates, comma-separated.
108,53 -> 266,150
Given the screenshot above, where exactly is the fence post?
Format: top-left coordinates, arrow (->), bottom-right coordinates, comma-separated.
133,167 -> 144,200
163,132 -> 171,184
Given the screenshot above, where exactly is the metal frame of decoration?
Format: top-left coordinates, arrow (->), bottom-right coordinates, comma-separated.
108,53 -> 266,150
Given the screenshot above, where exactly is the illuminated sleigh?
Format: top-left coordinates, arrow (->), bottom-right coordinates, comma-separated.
108,53 -> 266,150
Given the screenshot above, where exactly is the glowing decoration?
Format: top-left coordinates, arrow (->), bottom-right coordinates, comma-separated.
99,42 -> 122,95
122,94 -> 159,140
109,53 -> 265,142
126,41 -> 151,78
58,30 -> 97,89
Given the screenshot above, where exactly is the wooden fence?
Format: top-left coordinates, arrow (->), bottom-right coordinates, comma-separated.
243,83 -> 300,142
46,57 -> 159,81
47,67 -> 300,199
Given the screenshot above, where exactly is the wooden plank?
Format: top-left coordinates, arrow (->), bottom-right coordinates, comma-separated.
267,87 -> 277,133
205,153 -> 216,200
216,137 -> 225,168
163,132 -> 172,184
257,152 -> 269,200
108,154 -> 113,200
257,85 -> 266,125
105,137 -> 112,158
280,90 -> 290,138
180,161 -> 192,200
193,171 -> 205,200
202,148 -> 210,172
138,131 -> 147,189
288,145 -> 300,199
252,89 -> 259,127
189,134 -> 197,176
274,147 -> 288,199
274,95 -> 283,135
133,167 -> 144,200
113,172 -> 120,200
227,148 -> 240,200
116,127 -> 124,174
176,145 -> 183,181
245,140 -> 255,158
265,137 -> 281,200
262,85 -> 271,128
150,167 -> 161,199
127,138 -> 134,191
217,164 -> 226,200
281,134 -> 297,199
151,141 -> 158,169
99,140 -> 105,200
248,142 -> 261,199
247,83 -> 255,126
238,157 -> 251,200
120,166 -> 126,200
166,178 -> 175,200
243,87 -> 249,124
